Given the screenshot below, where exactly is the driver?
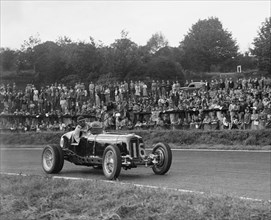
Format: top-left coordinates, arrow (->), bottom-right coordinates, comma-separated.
73,116 -> 90,143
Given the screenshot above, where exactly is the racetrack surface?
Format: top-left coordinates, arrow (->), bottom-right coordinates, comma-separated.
0,147 -> 270,201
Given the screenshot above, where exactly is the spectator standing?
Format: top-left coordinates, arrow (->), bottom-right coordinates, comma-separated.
251,109 -> 259,130
228,78 -> 234,90
129,80 -> 135,98
142,82 -> 148,97
104,86 -> 110,105
89,82 -> 95,103
259,109 -> 267,129
228,100 -> 239,126
219,78 -> 225,90
161,80 -> 166,97
244,108 -> 251,129
135,82 -> 141,100
166,80 -> 171,97
151,80 -> 157,97
123,81 -> 128,101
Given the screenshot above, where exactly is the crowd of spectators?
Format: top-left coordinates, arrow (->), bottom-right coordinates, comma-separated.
1,76 -> 271,132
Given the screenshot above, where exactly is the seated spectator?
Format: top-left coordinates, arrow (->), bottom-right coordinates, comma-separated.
210,113 -> 219,130
202,114 -> 211,130
141,119 -> 149,130
189,118 -> 196,129
39,120 -> 48,131
30,121 -> 37,132
231,115 -> 239,129
10,123 -> 17,132
59,120 -> 67,131
115,113 -> 121,130
238,114 -> 245,130
17,123 -> 26,132
120,117 -> 129,130
134,119 -> 142,130
194,114 -> 203,129
221,113 -> 230,130
156,116 -> 165,130
181,118 -> 189,130
127,119 -> 134,130
163,114 -> 171,129
170,114 -> 179,130
49,121 -> 60,131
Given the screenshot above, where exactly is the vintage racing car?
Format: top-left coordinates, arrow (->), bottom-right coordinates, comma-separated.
41,126 -> 172,180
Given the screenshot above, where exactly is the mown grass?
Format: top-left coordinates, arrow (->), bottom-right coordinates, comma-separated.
0,174 -> 270,220
1,129 -> 271,150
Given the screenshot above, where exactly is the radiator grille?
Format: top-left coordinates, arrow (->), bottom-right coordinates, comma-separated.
130,138 -> 139,158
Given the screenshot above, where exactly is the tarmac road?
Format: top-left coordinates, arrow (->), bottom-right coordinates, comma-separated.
0,147 -> 270,201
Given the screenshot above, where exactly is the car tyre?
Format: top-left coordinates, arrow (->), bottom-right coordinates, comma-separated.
102,145 -> 122,180
152,142 -> 172,175
42,145 -> 64,174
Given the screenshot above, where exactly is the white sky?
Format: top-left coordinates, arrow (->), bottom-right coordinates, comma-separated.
1,0 -> 270,53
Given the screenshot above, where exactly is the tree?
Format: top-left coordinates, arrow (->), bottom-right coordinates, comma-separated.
109,30 -> 141,79
251,17 -> 271,75
146,32 -> 169,54
235,52 -> 257,71
56,36 -> 72,46
180,17 -> 239,72
18,34 -> 41,72
145,46 -> 184,81
34,41 -> 63,82
0,48 -> 18,71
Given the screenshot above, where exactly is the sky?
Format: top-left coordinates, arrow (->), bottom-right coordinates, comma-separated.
1,0 -> 270,53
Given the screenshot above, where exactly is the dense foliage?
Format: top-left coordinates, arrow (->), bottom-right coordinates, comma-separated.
1,17 -> 269,86
251,17 -> 271,75
180,17 -> 239,72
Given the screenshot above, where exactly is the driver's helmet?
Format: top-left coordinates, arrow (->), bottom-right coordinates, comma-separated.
77,116 -> 86,127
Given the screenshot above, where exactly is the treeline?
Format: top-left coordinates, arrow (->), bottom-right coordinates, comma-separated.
1,17 -> 270,86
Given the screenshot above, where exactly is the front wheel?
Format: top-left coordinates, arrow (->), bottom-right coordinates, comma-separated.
152,142 -> 172,175
102,145 -> 122,180
42,145 -> 64,174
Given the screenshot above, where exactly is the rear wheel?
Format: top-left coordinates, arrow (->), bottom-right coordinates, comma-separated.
152,142 -> 172,175
102,145 -> 121,180
42,145 -> 64,174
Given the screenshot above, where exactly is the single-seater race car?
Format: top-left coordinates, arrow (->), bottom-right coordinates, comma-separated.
41,124 -> 172,180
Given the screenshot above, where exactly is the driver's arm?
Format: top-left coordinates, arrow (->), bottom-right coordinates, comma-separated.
73,125 -> 82,142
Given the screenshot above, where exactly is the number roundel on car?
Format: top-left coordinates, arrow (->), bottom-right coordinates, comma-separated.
139,143 -> 146,157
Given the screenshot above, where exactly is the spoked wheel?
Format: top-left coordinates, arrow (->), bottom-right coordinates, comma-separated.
102,145 -> 121,180
152,142 -> 172,175
42,145 -> 64,174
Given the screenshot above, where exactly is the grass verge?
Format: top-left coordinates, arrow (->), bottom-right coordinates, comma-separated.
1,129 -> 271,150
0,174 -> 270,220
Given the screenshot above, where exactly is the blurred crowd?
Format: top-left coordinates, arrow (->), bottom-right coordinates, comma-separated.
1,76 -> 271,132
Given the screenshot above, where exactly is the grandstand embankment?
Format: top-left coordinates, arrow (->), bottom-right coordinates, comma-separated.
1,129 -> 271,149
